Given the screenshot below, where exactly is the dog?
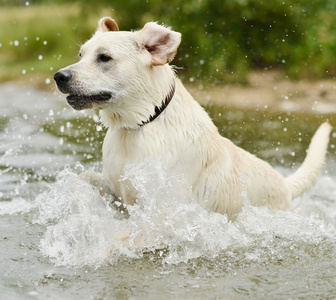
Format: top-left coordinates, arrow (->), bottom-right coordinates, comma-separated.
54,17 -> 332,221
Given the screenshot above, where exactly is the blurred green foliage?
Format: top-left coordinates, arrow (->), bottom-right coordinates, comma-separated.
1,0 -> 336,84
106,0 -> 336,83
0,3 -> 102,84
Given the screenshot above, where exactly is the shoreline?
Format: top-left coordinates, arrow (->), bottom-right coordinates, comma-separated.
188,71 -> 336,115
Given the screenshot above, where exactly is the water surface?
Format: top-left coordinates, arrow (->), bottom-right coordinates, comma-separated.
1,84 -> 336,299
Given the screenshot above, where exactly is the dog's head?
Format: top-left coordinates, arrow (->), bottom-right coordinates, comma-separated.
54,17 -> 181,128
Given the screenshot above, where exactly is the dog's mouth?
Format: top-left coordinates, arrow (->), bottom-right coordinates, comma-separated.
66,93 -> 112,110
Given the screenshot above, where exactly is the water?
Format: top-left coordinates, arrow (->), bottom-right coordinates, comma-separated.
1,83 -> 336,299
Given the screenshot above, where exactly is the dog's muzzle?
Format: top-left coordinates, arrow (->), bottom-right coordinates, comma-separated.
54,69 -> 112,110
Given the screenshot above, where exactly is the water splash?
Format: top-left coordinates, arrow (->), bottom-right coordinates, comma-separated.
35,162 -> 336,268
0,197 -> 33,215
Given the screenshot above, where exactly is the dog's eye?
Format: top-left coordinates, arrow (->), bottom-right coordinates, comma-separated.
98,54 -> 112,62
78,52 -> 82,58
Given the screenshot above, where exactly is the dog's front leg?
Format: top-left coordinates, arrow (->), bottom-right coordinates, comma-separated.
78,170 -> 113,197
78,170 -> 128,217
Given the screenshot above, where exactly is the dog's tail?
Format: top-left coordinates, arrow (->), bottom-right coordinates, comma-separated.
285,122 -> 332,199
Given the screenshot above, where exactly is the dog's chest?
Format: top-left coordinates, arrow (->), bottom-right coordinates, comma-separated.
102,128 -> 137,170
101,128 -> 163,203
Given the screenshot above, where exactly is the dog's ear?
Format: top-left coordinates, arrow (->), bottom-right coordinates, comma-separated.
97,17 -> 119,32
137,22 -> 181,66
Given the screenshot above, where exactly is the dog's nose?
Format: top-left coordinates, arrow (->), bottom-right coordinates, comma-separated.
54,69 -> 73,85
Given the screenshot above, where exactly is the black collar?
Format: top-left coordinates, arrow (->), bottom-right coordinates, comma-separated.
140,81 -> 176,127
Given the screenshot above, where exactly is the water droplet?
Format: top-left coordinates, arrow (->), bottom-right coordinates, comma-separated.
22,69 -> 26,75
45,78 -> 51,84
93,114 -> 99,122
14,40 -> 19,46
38,55 -> 43,60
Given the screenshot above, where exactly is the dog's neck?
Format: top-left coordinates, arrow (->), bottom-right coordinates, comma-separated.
100,79 -> 176,130
139,80 -> 176,127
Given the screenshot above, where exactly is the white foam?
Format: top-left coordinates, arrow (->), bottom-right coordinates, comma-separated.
0,197 -> 33,215
36,162 -> 336,267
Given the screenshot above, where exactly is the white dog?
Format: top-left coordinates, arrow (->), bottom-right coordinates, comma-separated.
54,17 -> 332,220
